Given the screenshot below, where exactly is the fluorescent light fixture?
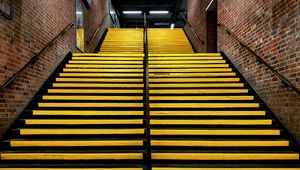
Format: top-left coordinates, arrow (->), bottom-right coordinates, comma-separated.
154,22 -> 170,26
76,11 -> 82,14
123,11 -> 142,14
170,23 -> 175,29
150,10 -> 169,14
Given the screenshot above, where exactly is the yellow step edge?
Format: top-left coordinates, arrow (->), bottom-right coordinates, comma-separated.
151,140 -> 289,147
0,168 -> 141,170
149,73 -> 236,77
59,73 -> 143,77
69,61 -> 143,64
150,96 -> 253,100
151,129 -> 280,135
149,83 -> 244,88
149,64 -> 229,68
150,78 -> 240,82
151,110 -> 266,116
52,83 -> 144,88
48,89 -> 143,93
25,119 -> 143,125
63,68 -> 143,73
72,57 -> 143,60
150,103 -> 259,108
151,153 -> 299,160
56,78 -> 143,83
149,57 -> 222,60
32,110 -> 144,116
65,64 -> 143,68
149,60 -> 225,64
10,140 -> 143,147
152,168 -> 300,170
19,129 -> 144,135
149,68 -> 232,72
149,53 -> 221,57
150,89 -> 248,94
38,103 -> 143,108
72,53 -> 144,57
43,96 -> 143,100
0,153 -> 143,160
150,119 -> 272,125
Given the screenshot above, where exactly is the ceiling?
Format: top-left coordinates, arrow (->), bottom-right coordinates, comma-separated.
111,0 -> 187,28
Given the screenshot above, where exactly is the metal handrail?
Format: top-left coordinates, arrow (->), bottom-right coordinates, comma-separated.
86,14 -> 110,44
218,22 -> 300,95
143,12 -> 152,170
0,23 -> 74,90
180,12 -> 205,44
0,0 -> 13,19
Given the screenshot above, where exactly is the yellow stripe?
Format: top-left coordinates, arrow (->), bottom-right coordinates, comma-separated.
43,96 -> 143,100
53,83 -> 144,88
32,110 -> 143,116
48,89 -> 143,93
149,64 -> 229,68
59,73 -> 143,77
151,111 -> 266,116
150,96 -> 253,101
0,169 -> 142,170
38,103 -> 143,108
149,68 -> 232,72
150,119 -> 272,125
152,153 -> 299,160
150,103 -> 259,108
10,140 -> 143,147
72,53 -> 144,57
149,57 -> 222,60
63,68 -> 143,72
150,83 -> 244,88
69,60 -> 142,64
65,64 -> 143,68
149,60 -> 225,64
149,73 -> 236,77
150,89 -> 248,94
72,57 -> 143,60
152,168 -> 300,170
1,153 -> 143,160
56,78 -> 143,82
151,140 -> 289,147
19,129 -> 144,135
150,78 -> 240,82
25,119 -> 143,125
151,129 -> 280,135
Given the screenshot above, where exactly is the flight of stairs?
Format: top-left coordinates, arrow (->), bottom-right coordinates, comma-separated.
0,28 -> 299,170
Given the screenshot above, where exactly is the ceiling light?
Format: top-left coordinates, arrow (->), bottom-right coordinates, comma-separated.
76,11 -> 82,14
123,11 -> 142,14
170,23 -> 175,29
150,11 -> 169,14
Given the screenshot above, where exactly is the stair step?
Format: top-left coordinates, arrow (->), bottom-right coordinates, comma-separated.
150,111 -> 266,116
56,78 -> 143,83
48,89 -> 144,93
150,119 -> 272,125
149,73 -> 236,77
72,57 -> 144,60
149,64 -> 229,68
32,110 -> 144,116
149,68 -> 232,72
148,53 -> 221,57
52,83 -> 144,88
38,103 -> 143,108
63,68 -> 144,72
151,140 -> 289,147
149,60 -> 226,64
149,78 -> 240,82
149,96 -> 253,101
150,103 -> 259,108
149,57 -> 223,60
59,73 -> 143,77
150,89 -> 248,94
0,169 -> 142,170
149,83 -> 244,88
65,64 -> 143,68
72,53 -> 144,57
151,153 -> 299,160
10,140 -> 143,147
152,168 -> 300,170
68,61 -> 143,64
24,119 -> 143,125
42,96 -> 143,100
0,153 -> 143,160
150,129 -> 280,135
18,128 -> 145,135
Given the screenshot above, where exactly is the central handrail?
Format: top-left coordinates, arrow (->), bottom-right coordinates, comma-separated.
87,14 -> 110,44
143,12 -> 152,170
0,23 -> 74,91
180,12 -> 205,44
218,22 -> 300,95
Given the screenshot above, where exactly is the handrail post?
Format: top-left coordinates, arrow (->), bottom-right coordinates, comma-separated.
143,12 -> 152,170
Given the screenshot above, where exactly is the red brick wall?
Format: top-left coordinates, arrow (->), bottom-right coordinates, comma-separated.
82,0 -> 111,52
217,0 -> 300,141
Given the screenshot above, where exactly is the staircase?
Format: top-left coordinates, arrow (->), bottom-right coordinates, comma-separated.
0,28 -> 299,170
